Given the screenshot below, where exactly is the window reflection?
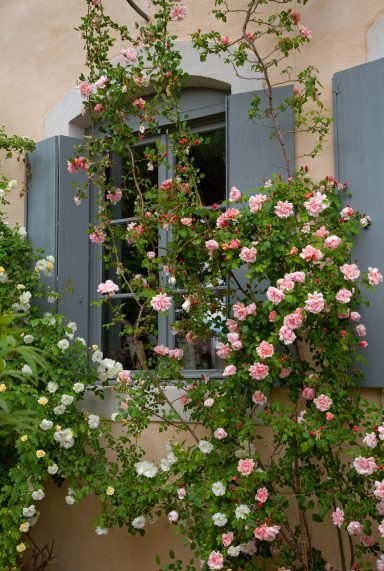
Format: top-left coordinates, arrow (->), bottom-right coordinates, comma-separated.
190,128 -> 226,206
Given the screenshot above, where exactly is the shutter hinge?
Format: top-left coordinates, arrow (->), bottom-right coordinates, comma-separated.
333,81 -> 340,95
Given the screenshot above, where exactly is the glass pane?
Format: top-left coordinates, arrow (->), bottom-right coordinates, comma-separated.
190,128 -> 226,206
120,144 -> 159,219
102,297 -> 157,371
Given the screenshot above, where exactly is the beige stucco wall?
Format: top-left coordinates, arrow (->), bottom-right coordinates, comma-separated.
1,1 -> 384,569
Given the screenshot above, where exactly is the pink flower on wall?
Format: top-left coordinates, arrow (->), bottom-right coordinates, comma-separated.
97,280 -> 119,297
150,293 -> 172,312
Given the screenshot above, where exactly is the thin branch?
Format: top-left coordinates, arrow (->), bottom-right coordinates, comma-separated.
126,0 -> 150,22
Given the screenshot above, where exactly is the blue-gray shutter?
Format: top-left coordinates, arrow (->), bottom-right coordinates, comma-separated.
333,58 -> 384,387
27,136 -> 90,342
226,86 -> 295,301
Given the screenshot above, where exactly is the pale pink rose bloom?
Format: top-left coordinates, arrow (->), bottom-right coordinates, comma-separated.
340,263 -> 360,281
360,215 -> 371,227
228,239 -> 241,249
220,35 -> 229,45
74,195 -> 82,206
233,302 -> 249,320
305,292 -> 325,313
78,80 -> 93,98
374,480 -> 384,499
246,303 -> 257,316
169,348 -> 184,360
378,501 -> 384,515
361,535 -> 374,547
275,200 -> 294,218
300,245 -> 323,263
180,218 -> 192,226
179,395 -> 190,405
269,310 -> 277,322
368,267 -> 383,286
304,192 -> 328,217
255,487 -> 268,503
216,214 -> 227,228
207,551 -> 224,570
177,487 -> 186,499
252,390 -> 267,406
299,25 -> 312,39
121,48 -> 137,62
355,324 -> 366,337
249,363 -> 269,380
133,97 -> 146,109
353,456 -> 378,475
377,555 -> 384,571
314,225 -> 329,238
284,310 -> 303,330
231,340 -> 243,351
118,370 -> 132,385
224,208 -> 240,221
226,319 -> 238,333
240,247 -> 257,264
313,394 -> 333,412
249,194 -> 267,213
95,75 -> 108,89
229,186 -> 242,202
97,280 -> 119,297
227,332 -> 240,344
154,344 -> 169,356
106,188 -> 122,203
222,532 -> 233,547
286,271 -> 306,283
186,331 -> 197,344
325,412 -> 334,421
223,364 -> 237,376
325,235 -> 341,249
133,74 -> 150,87
331,507 -> 344,527
378,521 -> 384,538
147,251 -> 156,260
94,103 -> 103,112
237,458 -> 255,476
363,432 -> 377,448
302,387 -> 315,400
150,293 -> 172,312
279,367 -> 292,378
168,510 -> 178,523
256,341 -> 274,359
204,398 -> 214,408
89,229 -> 106,244
301,222 -> 311,233
279,325 -> 296,345
205,240 -> 219,256
266,287 -> 285,305
216,343 -> 231,360
214,427 -> 228,440
336,288 -> 353,304
378,426 -> 384,441
277,277 -> 295,292
254,524 -> 280,541
350,311 -> 361,321
347,521 -> 363,535
340,206 -> 354,219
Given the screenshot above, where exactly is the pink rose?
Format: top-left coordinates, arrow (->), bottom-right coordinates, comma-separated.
266,287 -> 285,305
347,521 -> 363,535
331,507 -> 344,527
277,277 -> 295,292
255,487 -> 268,503
240,246 -> 257,264
118,370 -> 132,384
205,240 -> 219,256
289,271 -> 306,283
314,225 -> 329,238
226,319 -> 238,333
214,428 -> 227,440
133,97 -> 146,109
222,532 -> 233,547
154,344 -> 169,356
299,25 -> 312,39
249,194 -> 267,213
374,480 -> 384,499
229,186 -> 242,202
168,510 -> 178,523
377,500 -> 384,515
269,310 -> 277,322
246,303 -> 257,316
313,394 -> 333,412
340,263 -> 360,281
254,524 -> 280,541
368,266 -> 383,286
256,341 -> 274,359
121,48 -> 137,62
186,331 -> 197,344
204,398 -> 214,408
106,188 -> 122,203
249,363 -> 269,380
275,200 -> 294,218
216,343 -> 231,360
355,324 -> 366,337
302,387 -> 315,400
350,311 -> 361,321
279,325 -> 296,345
180,218 -> 192,226
361,535 -> 374,547
377,555 -> 384,571
177,487 -> 186,499
237,458 -> 255,476
233,302 -> 248,320
353,456 -> 378,475
340,206 -> 354,219
304,192 -> 328,217
147,251 -> 156,260
252,390 -> 267,406
97,280 -> 119,297
325,412 -> 334,421
363,431 -> 377,449
150,293 -> 172,312
78,80 -> 93,98
300,245 -> 323,263
279,367 -> 292,379
207,551 -> 224,570
324,235 -> 341,249
220,35 -> 229,45
305,292 -> 325,313
283,310 -> 303,330
169,348 -> 184,360
95,75 -> 108,89
89,229 -> 106,244
336,288 -> 353,304
223,365 -> 237,377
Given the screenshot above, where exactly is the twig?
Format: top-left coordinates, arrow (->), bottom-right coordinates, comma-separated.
126,0 -> 150,22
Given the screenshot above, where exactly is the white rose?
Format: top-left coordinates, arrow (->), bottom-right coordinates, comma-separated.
198,440 -> 213,454
228,546 -> 241,557
47,464 -> 58,475
88,414 -> 100,429
22,364 -> 32,375
73,382 -> 85,393
76,337 -> 86,346
95,526 -> 108,535
235,504 -> 250,520
31,489 -> 45,501
53,405 -> 66,415
212,512 -> 228,527
61,394 -> 74,406
132,515 -> 146,529
23,335 -> 34,344
65,495 -> 75,505
54,428 -> 74,449
47,382 -> 58,393
39,419 -> 53,431
168,510 -> 179,523
211,482 -> 226,497
57,339 -> 69,351
135,460 -> 158,478
22,505 -> 36,518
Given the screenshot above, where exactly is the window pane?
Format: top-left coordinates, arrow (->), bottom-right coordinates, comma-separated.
190,128 -> 226,206
102,297 -> 157,371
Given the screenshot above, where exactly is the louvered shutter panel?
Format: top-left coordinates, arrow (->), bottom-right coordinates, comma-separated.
27,136 -> 90,342
333,58 -> 384,387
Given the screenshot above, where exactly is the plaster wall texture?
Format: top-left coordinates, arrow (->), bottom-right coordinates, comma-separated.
1,1 -> 384,569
